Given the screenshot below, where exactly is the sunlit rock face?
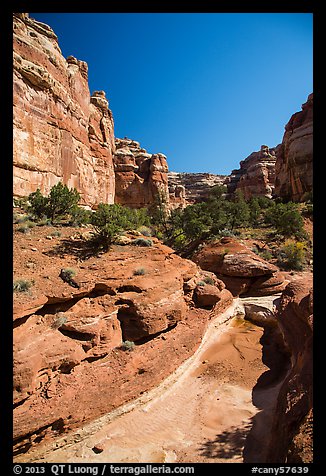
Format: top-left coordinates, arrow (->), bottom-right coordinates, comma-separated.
13,13 -> 115,207
168,172 -> 227,208
113,137 -> 169,208
274,93 -> 313,202
226,145 -> 277,200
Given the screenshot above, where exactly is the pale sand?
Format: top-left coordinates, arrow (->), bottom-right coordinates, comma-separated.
29,298 -> 281,463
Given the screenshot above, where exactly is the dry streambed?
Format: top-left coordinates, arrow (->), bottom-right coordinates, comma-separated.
27,295 -> 285,464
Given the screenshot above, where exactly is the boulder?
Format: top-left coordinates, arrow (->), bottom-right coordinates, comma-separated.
192,237 -> 287,297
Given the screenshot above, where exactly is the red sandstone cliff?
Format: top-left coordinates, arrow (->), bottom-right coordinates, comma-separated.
274,93 -> 313,202
114,138 -> 169,208
226,145 -> 277,200
13,13 -> 115,207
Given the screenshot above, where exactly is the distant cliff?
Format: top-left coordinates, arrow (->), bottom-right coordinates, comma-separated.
226,145 -> 277,200
114,138 -> 169,208
168,172 -> 227,207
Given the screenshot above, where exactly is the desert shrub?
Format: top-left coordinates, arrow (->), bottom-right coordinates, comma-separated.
132,238 -> 153,247
91,203 -> 136,250
277,240 -> 306,270
137,225 -> 152,237
197,281 -> 206,287
17,224 -> 31,234
120,340 -> 136,351
28,183 -> 80,222
28,188 -> 50,219
13,197 -> 30,210
60,268 -> 76,280
51,313 -> 67,329
69,205 -> 92,226
264,202 -> 305,238
49,230 -> 61,237
13,279 -> 33,293
13,213 -> 33,224
133,267 -> 146,275
203,276 -> 215,285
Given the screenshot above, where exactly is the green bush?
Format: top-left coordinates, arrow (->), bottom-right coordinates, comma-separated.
60,268 -> 76,280
264,202 -> 305,238
13,279 -> 33,293
203,276 -> 215,285
91,203 -> 140,250
132,238 -> 153,247
133,267 -> 146,276
120,340 -> 136,351
277,240 -> 306,270
28,183 -> 80,222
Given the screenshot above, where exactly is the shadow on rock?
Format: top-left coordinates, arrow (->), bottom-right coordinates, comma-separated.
199,422 -> 252,460
43,237 -> 104,260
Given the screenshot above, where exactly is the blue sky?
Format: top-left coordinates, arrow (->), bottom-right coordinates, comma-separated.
30,13 -> 313,175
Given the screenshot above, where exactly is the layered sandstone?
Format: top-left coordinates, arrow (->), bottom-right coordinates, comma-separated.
265,276 -> 313,462
114,138 -> 169,208
192,237 -> 288,297
274,93 -> 313,202
226,145 -> 277,200
13,13 -> 115,207
168,172 -> 227,208
13,224 -> 233,457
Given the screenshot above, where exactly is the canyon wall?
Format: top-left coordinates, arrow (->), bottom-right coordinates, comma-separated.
226,145 -> 277,200
13,13 -> 116,207
168,172 -> 227,208
274,93 -> 313,202
266,276 -> 313,462
114,138 -> 169,208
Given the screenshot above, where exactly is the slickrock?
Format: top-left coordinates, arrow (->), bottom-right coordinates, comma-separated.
13,225 -> 233,458
168,172 -> 227,207
274,93 -> 313,202
192,237 -> 288,297
13,13 -> 115,207
226,145 -> 277,200
265,275 -> 313,462
114,138 -> 169,208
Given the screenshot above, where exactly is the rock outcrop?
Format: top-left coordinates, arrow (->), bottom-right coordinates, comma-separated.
226,145 -> 277,200
274,93 -> 313,202
265,276 -> 313,462
13,225 -> 233,458
114,138 -> 169,208
192,237 -> 288,297
168,172 -> 227,208
13,13 -> 115,207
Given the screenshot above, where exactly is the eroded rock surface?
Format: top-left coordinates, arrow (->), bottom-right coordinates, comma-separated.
13,13 -> 115,207
226,145 -> 277,200
168,172 -> 227,208
274,94 -> 313,202
192,237 -> 288,297
13,225 -> 233,458
265,276 -> 313,462
114,138 -> 169,208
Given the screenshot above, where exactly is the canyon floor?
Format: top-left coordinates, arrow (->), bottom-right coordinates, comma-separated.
23,298 -> 282,464
13,220 -> 311,464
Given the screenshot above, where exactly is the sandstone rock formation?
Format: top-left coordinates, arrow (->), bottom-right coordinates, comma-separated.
265,276 -> 313,462
114,138 -> 169,208
13,13 -> 115,207
192,237 -> 288,297
168,172 -> 227,207
226,145 -> 277,200
13,225 -> 233,457
274,93 -> 313,202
